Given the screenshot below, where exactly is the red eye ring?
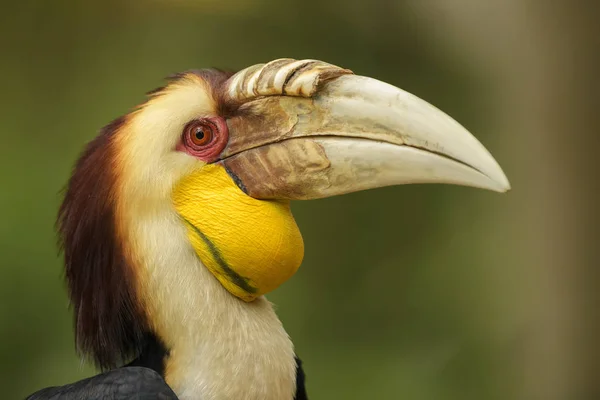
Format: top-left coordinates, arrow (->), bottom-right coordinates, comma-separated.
179,117 -> 229,162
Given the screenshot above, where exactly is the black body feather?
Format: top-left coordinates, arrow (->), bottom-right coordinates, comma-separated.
26,367 -> 178,400
26,335 -> 308,399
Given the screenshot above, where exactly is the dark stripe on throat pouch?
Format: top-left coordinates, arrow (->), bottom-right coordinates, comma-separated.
181,216 -> 257,294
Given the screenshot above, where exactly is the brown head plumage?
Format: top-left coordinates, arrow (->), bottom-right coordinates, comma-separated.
58,114 -> 147,369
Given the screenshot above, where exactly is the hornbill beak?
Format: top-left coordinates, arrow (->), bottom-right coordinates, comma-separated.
220,59 -> 510,200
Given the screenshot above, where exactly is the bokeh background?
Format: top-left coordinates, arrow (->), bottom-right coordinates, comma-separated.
1,1 -> 598,399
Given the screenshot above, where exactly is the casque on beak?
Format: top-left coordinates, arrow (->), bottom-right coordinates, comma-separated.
218,59 -> 510,200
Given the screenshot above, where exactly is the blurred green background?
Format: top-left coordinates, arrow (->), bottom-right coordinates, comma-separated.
1,1 -> 598,399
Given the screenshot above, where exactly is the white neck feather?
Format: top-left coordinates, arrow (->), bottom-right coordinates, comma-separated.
127,204 -> 297,400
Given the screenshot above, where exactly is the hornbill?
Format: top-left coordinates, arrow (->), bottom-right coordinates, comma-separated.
27,58 -> 509,400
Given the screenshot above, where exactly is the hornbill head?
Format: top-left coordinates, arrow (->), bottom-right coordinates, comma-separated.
58,59 -> 509,398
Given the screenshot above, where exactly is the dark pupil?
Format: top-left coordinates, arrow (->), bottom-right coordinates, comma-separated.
195,128 -> 205,141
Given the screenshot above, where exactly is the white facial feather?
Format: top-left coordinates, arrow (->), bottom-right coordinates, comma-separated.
115,75 -> 297,400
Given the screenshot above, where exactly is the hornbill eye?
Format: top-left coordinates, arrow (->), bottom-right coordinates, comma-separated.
191,124 -> 211,145
180,117 -> 229,162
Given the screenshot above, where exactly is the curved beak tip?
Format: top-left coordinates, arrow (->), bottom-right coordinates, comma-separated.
492,172 -> 511,193
487,175 -> 511,193
475,151 -> 511,193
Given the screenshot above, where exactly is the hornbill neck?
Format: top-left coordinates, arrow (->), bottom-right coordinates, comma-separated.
123,202 -> 297,400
